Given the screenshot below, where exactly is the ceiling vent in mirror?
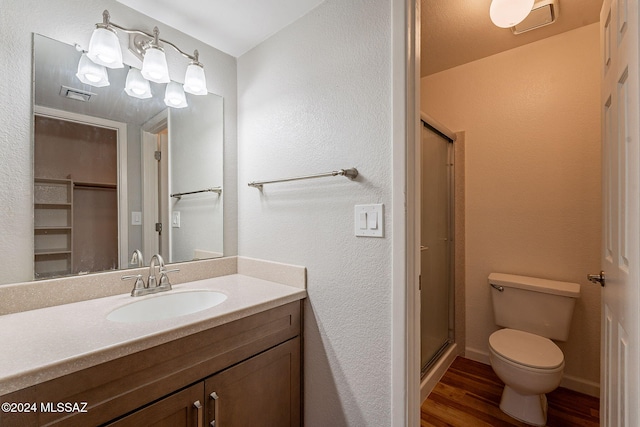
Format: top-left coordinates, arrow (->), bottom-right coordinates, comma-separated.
59,86 -> 96,102
512,0 -> 559,34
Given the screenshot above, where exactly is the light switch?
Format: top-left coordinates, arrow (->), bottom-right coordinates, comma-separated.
354,204 -> 384,237
367,212 -> 378,229
131,211 -> 142,226
172,211 -> 181,228
359,212 -> 368,229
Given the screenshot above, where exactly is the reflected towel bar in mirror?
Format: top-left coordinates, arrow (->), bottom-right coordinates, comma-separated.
248,168 -> 358,190
170,187 -> 222,199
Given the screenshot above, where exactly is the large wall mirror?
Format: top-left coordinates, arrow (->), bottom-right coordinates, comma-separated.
32,33 -> 224,280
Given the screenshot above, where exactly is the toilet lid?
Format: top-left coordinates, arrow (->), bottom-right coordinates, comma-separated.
489,329 -> 564,369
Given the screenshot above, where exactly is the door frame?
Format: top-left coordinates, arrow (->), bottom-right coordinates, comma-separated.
141,109 -> 170,262
391,0 -> 421,425
33,105 -> 129,270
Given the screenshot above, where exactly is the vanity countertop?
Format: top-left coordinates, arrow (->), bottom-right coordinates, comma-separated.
0,274 -> 306,396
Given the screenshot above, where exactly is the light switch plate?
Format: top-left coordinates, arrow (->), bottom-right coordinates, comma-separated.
172,211 -> 181,228
354,204 -> 384,237
131,211 -> 142,226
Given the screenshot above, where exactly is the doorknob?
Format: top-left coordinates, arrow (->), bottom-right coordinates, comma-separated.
587,271 -> 606,287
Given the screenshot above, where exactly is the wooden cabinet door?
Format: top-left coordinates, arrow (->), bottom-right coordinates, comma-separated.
106,383 -> 205,427
205,337 -> 301,427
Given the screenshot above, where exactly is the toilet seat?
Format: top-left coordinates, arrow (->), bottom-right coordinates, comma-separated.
489,329 -> 564,370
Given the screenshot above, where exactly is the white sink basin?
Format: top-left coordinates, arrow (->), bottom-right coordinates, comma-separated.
107,290 -> 227,323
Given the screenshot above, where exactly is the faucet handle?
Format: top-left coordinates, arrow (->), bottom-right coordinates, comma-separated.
158,268 -> 180,289
121,274 -> 147,297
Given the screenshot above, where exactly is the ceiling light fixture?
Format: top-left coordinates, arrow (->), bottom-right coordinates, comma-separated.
78,10 -> 209,107
489,0 -> 535,28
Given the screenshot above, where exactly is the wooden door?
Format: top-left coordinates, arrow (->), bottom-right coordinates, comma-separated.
105,383 -> 204,427
205,338 -> 301,427
599,0 -> 640,425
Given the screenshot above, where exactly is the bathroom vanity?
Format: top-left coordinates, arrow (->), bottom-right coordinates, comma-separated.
0,257 -> 306,427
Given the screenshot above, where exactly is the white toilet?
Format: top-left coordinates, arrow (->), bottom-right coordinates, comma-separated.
488,273 -> 580,426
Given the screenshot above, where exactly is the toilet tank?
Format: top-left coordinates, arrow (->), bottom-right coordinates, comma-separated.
489,273 -> 580,341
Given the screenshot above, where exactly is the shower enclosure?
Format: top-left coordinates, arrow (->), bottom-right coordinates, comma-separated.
420,115 -> 455,375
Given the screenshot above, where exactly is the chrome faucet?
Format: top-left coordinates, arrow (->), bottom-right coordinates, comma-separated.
148,254 -> 180,293
130,249 -> 144,267
121,253 -> 179,297
147,254 -> 165,289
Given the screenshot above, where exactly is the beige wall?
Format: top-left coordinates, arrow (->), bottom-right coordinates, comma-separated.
421,23 -> 602,395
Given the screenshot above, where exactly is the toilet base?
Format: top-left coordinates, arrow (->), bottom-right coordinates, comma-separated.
499,385 -> 548,426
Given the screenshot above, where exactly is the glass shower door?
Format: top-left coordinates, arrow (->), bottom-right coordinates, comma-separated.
420,123 -> 454,373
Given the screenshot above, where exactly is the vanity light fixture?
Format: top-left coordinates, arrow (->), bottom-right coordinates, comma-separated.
164,82 -> 188,108
76,53 -> 110,87
79,10 -> 209,107
183,53 -> 208,95
87,11 -> 124,68
489,0 -> 535,28
140,27 -> 171,84
124,67 -> 152,99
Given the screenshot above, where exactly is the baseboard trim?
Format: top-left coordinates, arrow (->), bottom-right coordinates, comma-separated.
464,347 -> 490,365
464,347 -> 600,398
561,374 -> 600,397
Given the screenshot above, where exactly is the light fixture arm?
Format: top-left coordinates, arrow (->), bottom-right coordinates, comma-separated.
98,10 -> 199,62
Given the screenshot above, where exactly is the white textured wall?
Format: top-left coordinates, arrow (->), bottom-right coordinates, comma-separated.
237,0 -> 393,424
422,24 -> 602,394
0,0 -> 238,284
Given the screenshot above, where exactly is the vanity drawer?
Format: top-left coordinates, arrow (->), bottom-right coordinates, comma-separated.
0,301 -> 301,427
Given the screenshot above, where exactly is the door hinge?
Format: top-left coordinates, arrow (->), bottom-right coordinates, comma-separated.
418,274 -> 422,291
154,150 -> 161,161
155,222 -> 162,234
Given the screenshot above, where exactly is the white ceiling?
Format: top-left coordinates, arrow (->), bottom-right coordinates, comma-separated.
116,0 -> 326,57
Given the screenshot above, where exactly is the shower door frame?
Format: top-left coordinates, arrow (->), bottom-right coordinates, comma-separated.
419,118 -> 456,376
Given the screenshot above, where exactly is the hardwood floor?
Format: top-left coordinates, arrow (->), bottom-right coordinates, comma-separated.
421,357 -> 600,427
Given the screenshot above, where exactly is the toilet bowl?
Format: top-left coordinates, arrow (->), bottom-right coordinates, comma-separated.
487,273 -> 580,426
489,328 -> 565,426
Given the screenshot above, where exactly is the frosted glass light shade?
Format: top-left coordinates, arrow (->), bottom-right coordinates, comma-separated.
183,62 -> 208,95
87,27 -> 123,68
76,53 -> 110,87
164,81 -> 188,108
141,47 -> 170,83
125,68 -> 152,99
489,0 -> 535,28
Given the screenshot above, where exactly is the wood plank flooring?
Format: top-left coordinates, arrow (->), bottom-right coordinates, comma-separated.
421,357 -> 600,427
